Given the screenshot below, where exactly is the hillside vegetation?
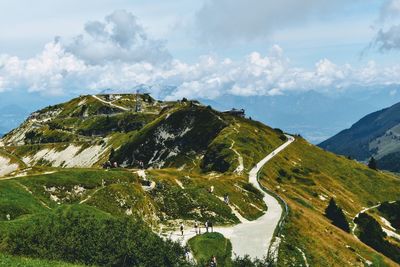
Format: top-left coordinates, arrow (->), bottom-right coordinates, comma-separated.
260,138 -> 400,266
0,94 -> 400,266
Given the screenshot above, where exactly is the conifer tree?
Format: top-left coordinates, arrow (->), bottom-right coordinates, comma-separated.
325,198 -> 350,232
368,157 -> 378,170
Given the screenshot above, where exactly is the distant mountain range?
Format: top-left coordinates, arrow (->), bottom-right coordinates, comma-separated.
202,85 -> 400,143
319,101 -> 400,172
0,90 -> 71,135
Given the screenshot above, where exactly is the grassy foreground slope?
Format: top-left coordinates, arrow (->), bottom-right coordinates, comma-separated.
260,137 -> 400,266
0,253 -> 85,267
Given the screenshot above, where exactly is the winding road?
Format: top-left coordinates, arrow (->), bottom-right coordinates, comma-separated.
169,134 -> 295,259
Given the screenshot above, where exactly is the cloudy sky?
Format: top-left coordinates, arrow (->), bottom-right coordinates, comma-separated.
1,0 -> 400,100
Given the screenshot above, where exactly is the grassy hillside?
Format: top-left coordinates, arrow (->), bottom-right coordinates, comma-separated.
112,103 -> 284,173
260,137 -> 400,266
1,94 -> 400,265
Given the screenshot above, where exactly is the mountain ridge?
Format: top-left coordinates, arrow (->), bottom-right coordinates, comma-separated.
319,101 -> 400,172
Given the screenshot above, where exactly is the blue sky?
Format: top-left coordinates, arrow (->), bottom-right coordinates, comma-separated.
1,0 -> 400,99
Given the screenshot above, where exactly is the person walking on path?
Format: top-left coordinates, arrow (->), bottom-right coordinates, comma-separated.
210,185 -> 214,193
194,220 -> 199,235
210,255 -> 217,267
184,247 -> 190,261
205,220 -> 209,233
224,193 -> 229,204
180,223 -> 184,236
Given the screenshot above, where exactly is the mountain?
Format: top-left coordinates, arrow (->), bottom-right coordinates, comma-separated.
0,93 -> 399,266
319,101 -> 400,172
202,85 -> 400,144
2,85 -> 400,144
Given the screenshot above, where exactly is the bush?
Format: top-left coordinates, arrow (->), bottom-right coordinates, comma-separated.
232,255 -> 271,267
368,157 -> 378,170
325,198 -> 350,232
378,201 -> 400,230
3,205 -> 187,267
355,213 -> 400,264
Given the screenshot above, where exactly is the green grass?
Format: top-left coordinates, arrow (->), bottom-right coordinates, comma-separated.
188,232 -> 232,267
261,137 -> 400,266
0,253 -> 85,267
0,167 -> 265,229
0,181 -> 47,221
202,116 -> 284,173
148,169 -> 266,223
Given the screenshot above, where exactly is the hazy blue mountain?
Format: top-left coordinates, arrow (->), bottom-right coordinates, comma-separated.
319,101 -> 400,172
0,90 -> 71,135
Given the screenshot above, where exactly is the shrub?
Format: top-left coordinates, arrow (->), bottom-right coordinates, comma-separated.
232,255 -> 271,267
355,213 -> 400,264
368,157 -> 378,170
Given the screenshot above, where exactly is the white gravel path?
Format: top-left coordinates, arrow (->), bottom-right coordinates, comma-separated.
351,203 -> 381,236
169,135 -> 295,259
92,95 -> 130,111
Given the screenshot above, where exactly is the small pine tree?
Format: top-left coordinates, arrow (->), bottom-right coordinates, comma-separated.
368,157 -> 378,170
325,198 -> 350,232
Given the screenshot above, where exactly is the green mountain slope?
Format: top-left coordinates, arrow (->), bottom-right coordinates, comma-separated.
319,102 -> 400,172
0,93 -> 399,266
261,137 -> 400,266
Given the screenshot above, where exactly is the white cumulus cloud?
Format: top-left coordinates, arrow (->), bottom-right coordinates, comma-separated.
1,41 -> 400,99
1,10 -> 400,99
65,10 -> 171,65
